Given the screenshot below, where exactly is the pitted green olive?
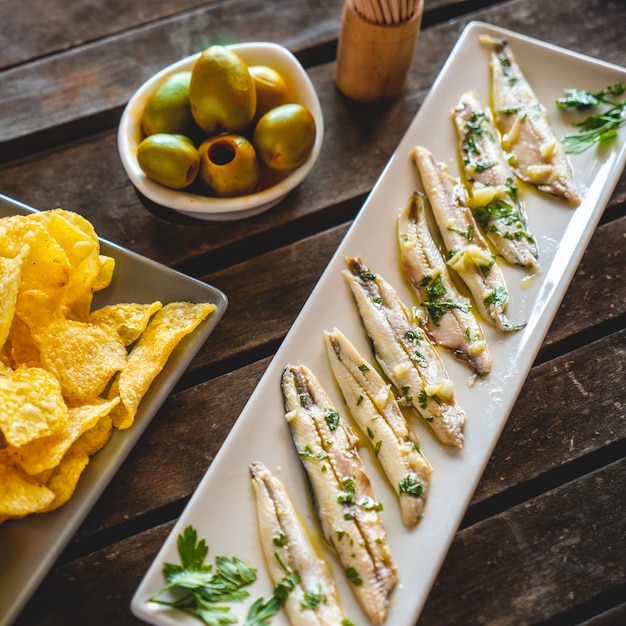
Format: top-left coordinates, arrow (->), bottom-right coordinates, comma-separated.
198,134 -> 260,197
253,103 -> 316,171
137,133 -> 200,189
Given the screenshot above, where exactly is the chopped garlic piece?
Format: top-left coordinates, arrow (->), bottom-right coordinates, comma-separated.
540,139 -> 557,159
470,184 -> 507,207
393,361 -> 412,378
526,164 -> 553,183
502,114 -> 523,148
448,245 -> 494,273
373,385 -> 392,410
425,379 -> 454,402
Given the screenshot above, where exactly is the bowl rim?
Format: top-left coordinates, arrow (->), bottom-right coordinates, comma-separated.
117,41 -> 324,219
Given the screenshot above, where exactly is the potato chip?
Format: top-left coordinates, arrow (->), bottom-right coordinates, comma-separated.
73,413 -> 113,457
7,316 -> 41,368
1,217 -> 72,294
5,397 -> 119,475
0,245 -> 29,350
92,255 -> 115,292
32,208 -> 98,246
38,447 -> 90,513
0,366 -> 67,447
109,301 -> 216,429
89,301 -> 163,346
0,456 -> 55,519
37,319 -> 127,403
32,209 -> 103,321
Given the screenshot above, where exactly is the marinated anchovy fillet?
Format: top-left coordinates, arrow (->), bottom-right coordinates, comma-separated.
344,256 -> 466,448
249,461 -> 348,626
398,192 -> 491,375
412,144 -> 523,333
281,363 -> 398,625
324,328 -> 432,527
480,35 -> 580,205
453,90 -> 539,268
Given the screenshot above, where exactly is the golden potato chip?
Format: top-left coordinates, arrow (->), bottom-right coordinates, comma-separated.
1,217 -> 72,294
0,245 -> 29,350
73,413 -> 113,457
32,208 -> 98,246
92,255 -> 115,292
5,397 -> 119,475
38,447 -> 90,513
89,301 -> 163,346
37,319 -> 127,403
7,316 -> 41,368
0,366 -> 67,447
0,456 -> 55,518
109,301 -> 216,429
32,209 -> 103,321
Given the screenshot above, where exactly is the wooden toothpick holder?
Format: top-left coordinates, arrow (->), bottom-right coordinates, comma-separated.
335,0 -> 423,103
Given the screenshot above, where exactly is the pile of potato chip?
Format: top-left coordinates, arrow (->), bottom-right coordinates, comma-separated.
0,209 -> 216,523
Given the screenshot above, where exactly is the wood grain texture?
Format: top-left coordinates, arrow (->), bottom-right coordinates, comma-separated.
2,0 -> 625,624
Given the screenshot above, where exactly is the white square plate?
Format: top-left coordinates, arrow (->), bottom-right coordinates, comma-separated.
131,21 -> 626,626
0,194 -> 228,626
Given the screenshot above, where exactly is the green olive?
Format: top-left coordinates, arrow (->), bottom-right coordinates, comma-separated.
189,46 -> 257,134
198,134 -> 260,197
253,103 -> 316,171
141,71 -> 196,137
137,133 -> 200,189
249,65 -> 289,118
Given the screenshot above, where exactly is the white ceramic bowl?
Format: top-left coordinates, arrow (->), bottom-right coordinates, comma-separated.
117,42 -> 324,221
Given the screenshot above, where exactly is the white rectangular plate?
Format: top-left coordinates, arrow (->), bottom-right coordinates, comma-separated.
132,21 -> 626,626
0,194 -> 228,626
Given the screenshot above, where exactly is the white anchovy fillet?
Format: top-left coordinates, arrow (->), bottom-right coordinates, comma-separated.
344,256 -> 466,448
324,327 -> 432,527
480,35 -> 581,205
412,144 -> 524,333
281,363 -> 398,625
249,462 -> 348,626
453,90 -> 539,268
398,192 -> 491,376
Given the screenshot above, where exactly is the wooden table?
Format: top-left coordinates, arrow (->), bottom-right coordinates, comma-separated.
1,0 -> 625,624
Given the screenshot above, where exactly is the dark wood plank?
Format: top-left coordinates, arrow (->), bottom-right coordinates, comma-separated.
419,458 -> 626,625
0,0 -> 212,68
2,0 -> 625,159
474,328 -> 625,504
15,455 -> 626,626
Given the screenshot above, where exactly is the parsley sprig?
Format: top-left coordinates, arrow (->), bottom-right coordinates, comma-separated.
557,82 -> 626,153
150,526 -> 294,626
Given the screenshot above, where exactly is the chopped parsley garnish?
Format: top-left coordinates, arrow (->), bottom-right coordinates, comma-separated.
423,299 -> 470,326
324,408 -> 340,431
298,445 -> 328,461
399,474 -> 424,498
345,566 -> 364,586
337,478 -> 356,505
484,286 -> 508,306
300,583 -> 326,611
374,440 -> 382,458
360,269 -> 377,281
556,83 -> 626,153
472,197 -> 533,242
150,526 -> 296,626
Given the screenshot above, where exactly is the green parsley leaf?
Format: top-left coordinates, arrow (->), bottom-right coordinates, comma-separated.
556,83 -> 626,153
